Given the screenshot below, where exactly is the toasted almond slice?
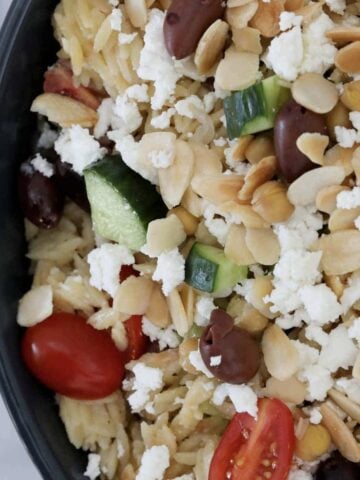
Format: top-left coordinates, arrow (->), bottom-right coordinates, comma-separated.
17,286 -> 53,327
31,93 -> 98,128
145,214 -> 186,257
159,140 -> 194,209
195,20 -> 229,74
146,284 -> 171,328
124,0 -> 147,28
179,338 -> 199,375
265,376 -> 307,404
341,80 -> 360,111
247,276 -> 276,318
292,74 -> 338,114
323,144 -> 355,176
169,207 -> 199,236
320,402 -> 360,462
262,325 -> 299,381
220,202 -> 270,228
327,26 -> 360,43
295,1 -> 322,25
238,155 -> 277,201
179,284 -> 195,329
224,224 -> 256,265
328,207 -> 360,232
192,174 -> 244,205
245,134 -> 275,164
287,166 -> 346,206
167,288 -> 190,337
226,2 -> 259,30
329,389 -> 360,423
215,48 -> 259,91
245,228 -> 280,265
324,274 -> 345,299
249,0 -> 285,37
181,188 -> 203,218
315,185 -> 350,214
113,276 -> 154,315
335,41 -> 360,74
326,101 -> 351,141
285,0 -> 304,11
252,181 -> 294,223
312,230 -> 360,275
232,26 -> 262,54
296,133 -> 329,165
191,143 -> 223,182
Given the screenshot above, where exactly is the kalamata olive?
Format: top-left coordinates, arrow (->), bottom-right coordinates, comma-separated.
274,99 -> 327,183
315,451 -> 360,480
55,158 -> 90,212
18,160 -> 64,229
164,0 -> 225,60
199,309 -> 260,384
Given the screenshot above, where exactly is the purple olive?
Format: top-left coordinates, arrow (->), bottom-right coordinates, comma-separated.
164,0 -> 225,60
55,158 -> 90,213
18,160 -> 64,229
199,309 -> 260,384
315,451 -> 360,480
275,99 -> 328,183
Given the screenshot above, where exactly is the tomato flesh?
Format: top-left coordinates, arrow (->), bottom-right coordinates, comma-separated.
119,264 -> 139,283
22,313 -> 125,400
209,398 -> 295,480
124,315 -> 149,362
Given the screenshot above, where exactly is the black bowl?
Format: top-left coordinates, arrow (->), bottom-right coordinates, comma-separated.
0,1 -> 87,478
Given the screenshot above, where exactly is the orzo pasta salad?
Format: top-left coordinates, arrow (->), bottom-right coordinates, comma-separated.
16,0 -> 360,478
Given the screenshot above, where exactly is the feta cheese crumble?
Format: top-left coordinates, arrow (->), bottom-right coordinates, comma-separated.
37,122 -> 58,148
88,243 -> 134,297
341,271 -> 360,312
210,355 -> 222,366
335,377 -> 360,404
279,12 -> 303,31
84,453 -> 101,480
152,248 -> 185,296
335,126 -> 359,148
126,363 -> 164,412
326,0 -> 346,14
195,296 -> 216,327
136,445 -> 170,480
174,95 -> 205,119
212,384 -> 258,418
299,284 -> 343,326
142,316 -> 180,350
55,126 -> 106,175
110,8 -> 122,31
298,364 -> 334,401
337,186 -> 360,209
30,153 -> 55,177
319,325 -> 358,372
350,111 -> 360,131
189,350 -> 214,378
149,150 -> 174,169
348,318 -> 360,342
151,108 -> 176,129
119,32 -> 137,44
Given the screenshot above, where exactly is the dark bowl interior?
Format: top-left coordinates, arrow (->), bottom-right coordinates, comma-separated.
0,1 -> 87,478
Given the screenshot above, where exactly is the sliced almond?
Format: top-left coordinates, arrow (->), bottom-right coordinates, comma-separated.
167,288 -> 190,337
352,147 -> 360,185
215,48 -> 259,91
323,144 -> 355,176
295,1 -> 322,25
341,80 -> 360,111
220,202 -> 270,228
238,155 -> 277,201
335,41 -> 360,74
224,224 -> 256,265
292,74 -> 338,114
181,188 -> 203,218
315,185 -> 350,214
145,284 -> 171,329
265,376 -> 307,404
249,0 -> 285,37
179,338 -> 199,375
226,2 -> 259,30
285,0 -> 304,11
31,93 -> 98,128
236,303 -> 269,334
191,143 -> 223,182
326,101 -> 351,141
192,174 -> 244,205
328,207 -> 360,232
245,228 -> 280,265
145,214 -> 186,257
327,26 -> 360,43
312,230 -> 360,275
159,140 -> 194,209
245,134 -> 275,164
287,166 -> 346,206
195,20 -> 229,74
324,274 -> 345,299
179,284 -> 195,329
228,135 -> 254,164
247,276 -> 275,318
17,286 -> 53,327
113,276 -> 154,315
320,402 -> 360,462
232,26 -> 262,54
252,181 -> 294,223
296,133 -> 329,166
329,389 -> 360,423
169,207 -> 199,236
262,325 -> 299,381
124,0 -> 147,28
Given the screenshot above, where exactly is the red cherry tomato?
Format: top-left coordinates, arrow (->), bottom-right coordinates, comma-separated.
119,264 -> 139,283
124,315 -> 149,362
22,313 -> 125,400
209,398 -> 295,480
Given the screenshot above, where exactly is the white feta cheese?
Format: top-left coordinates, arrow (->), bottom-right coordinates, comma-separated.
172,475 -> 194,480
126,362 -> 164,412
174,95 -> 205,119
341,271 -> 360,312
337,186 -> 360,209
136,445 -> 170,480
203,92 -> 217,113
279,12 -> 303,31
84,454 -> 101,480
189,350 -> 214,378
119,32 -> 137,44
195,296 -> 216,327
112,95 -> 142,135
298,365 -> 334,401
305,325 -> 329,347
276,309 -> 309,330
292,340 -> 320,366
149,150 -> 174,169
203,203 -> 231,246
37,122 -> 58,148
151,108 -> 176,129
326,0 -> 346,14
210,355 -> 222,366
142,317 -> 180,350
335,378 -> 360,404
299,284 -> 343,326
350,111 -> 360,130
137,9 -> 182,110
95,98 -> 114,139
319,324 -> 358,372
212,383 -> 258,418
110,8 -> 122,31
153,248 -> 185,296
30,153 -> 55,178
355,215 -> 360,230
108,0 -> 119,5
348,318 -> 360,342
126,84 -> 149,103
213,137 -> 227,147
88,244 -> 134,297
17,285 -> 53,327
308,407 -> 323,424
335,126 -> 359,148
289,470 -> 313,480
55,126 -> 106,175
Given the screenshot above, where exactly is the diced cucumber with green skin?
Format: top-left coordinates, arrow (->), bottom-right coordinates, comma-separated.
84,155 -> 167,250
224,75 -> 290,139
185,242 -> 248,294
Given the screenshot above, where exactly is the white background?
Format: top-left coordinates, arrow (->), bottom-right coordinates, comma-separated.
0,1 -> 42,479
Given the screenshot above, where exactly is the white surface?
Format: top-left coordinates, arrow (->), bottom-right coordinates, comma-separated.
0,1 -> 42,479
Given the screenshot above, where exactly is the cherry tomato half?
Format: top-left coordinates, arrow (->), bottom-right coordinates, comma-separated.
124,315 -> 149,362
22,313 -> 126,400
209,398 -> 295,480
119,264 -> 139,283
